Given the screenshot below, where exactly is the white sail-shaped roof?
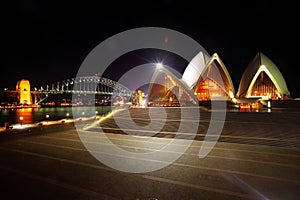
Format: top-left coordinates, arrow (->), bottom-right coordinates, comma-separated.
181,51 -> 209,89
193,53 -> 235,100
147,66 -> 198,106
237,52 -> 290,99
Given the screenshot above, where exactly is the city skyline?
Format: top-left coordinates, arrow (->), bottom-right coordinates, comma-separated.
1,1 -> 299,97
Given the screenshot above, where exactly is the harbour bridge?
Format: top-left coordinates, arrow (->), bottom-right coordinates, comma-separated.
33,76 -> 133,105
1,76 -> 134,106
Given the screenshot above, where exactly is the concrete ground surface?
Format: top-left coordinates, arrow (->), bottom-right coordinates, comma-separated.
0,107 -> 299,200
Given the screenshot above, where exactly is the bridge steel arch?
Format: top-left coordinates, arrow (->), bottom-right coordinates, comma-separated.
33,76 -> 132,104
34,76 -> 132,95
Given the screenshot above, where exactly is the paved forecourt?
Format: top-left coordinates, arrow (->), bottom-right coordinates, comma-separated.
0,107 -> 299,199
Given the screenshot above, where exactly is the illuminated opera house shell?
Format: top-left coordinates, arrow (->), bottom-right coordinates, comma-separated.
189,53 -> 235,101
146,51 -> 290,106
181,51 -> 209,89
147,51 -> 235,105
147,66 -> 198,106
237,52 -> 290,100
182,52 -> 235,101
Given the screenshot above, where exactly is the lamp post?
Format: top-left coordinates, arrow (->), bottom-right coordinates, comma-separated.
45,114 -> 49,124
19,116 -> 24,127
66,112 -> 70,118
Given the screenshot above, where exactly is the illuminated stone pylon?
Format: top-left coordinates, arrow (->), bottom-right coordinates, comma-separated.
137,89 -> 143,105
16,79 -> 32,105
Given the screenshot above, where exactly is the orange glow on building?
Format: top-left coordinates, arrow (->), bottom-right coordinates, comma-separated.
248,71 -> 279,99
147,67 -> 198,106
147,51 -> 290,108
237,52 -> 290,100
137,89 -> 143,106
16,79 -> 32,105
194,80 -> 227,100
193,53 -> 235,101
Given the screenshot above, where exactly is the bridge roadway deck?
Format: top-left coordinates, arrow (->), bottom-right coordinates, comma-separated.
0,107 -> 299,199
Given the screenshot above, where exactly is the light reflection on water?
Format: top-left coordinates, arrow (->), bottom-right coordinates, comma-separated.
230,108 -> 272,113
229,107 -> 300,113
1,105 -> 299,126
0,106 -> 112,126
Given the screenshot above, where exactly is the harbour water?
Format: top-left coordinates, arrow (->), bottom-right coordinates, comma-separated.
1,101 -> 300,127
0,106 -> 112,126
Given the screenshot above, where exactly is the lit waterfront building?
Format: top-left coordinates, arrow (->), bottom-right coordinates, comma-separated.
181,51 -> 209,89
147,51 -> 291,107
147,52 -> 235,106
237,52 -> 290,100
192,53 -> 235,101
147,65 -> 198,106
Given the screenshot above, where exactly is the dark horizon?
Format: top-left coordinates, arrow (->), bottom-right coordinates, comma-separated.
1,1 -> 299,97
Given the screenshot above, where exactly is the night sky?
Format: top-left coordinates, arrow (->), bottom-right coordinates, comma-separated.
1,0 -> 299,97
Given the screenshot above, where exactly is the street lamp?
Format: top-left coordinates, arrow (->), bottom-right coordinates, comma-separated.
66,112 -> 70,118
19,116 -> 24,127
94,110 -> 99,119
46,114 -> 50,124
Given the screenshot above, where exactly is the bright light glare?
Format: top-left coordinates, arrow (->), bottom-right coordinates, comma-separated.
83,109 -> 125,130
229,91 -> 234,99
141,99 -> 146,106
156,63 -> 163,69
267,100 -> 271,108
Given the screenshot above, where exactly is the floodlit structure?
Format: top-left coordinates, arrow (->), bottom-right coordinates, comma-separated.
147,66 -> 198,106
192,53 -> 235,101
237,52 -> 290,100
146,51 -> 290,107
181,51 -> 210,88
16,79 -> 32,105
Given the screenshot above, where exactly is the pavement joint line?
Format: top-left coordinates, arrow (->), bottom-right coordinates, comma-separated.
2,159 -> 257,200
0,164 -> 117,199
0,146 -> 115,172
88,126 -> 198,136
4,141 -> 300,184
38,132 -> 300,157
85,126 -> 300,143
172,162 -> 300,184
20,139 -> 300,169
0,146 -> 265,199
142,175 -> 257,200
79,123 -> 300,142
113,116 -> 211,122
112,116 -> 279,125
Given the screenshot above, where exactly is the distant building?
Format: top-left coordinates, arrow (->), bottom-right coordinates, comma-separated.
130,89 -> 142,106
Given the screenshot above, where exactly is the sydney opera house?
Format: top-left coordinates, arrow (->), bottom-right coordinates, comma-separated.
146,51 -> 291,108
